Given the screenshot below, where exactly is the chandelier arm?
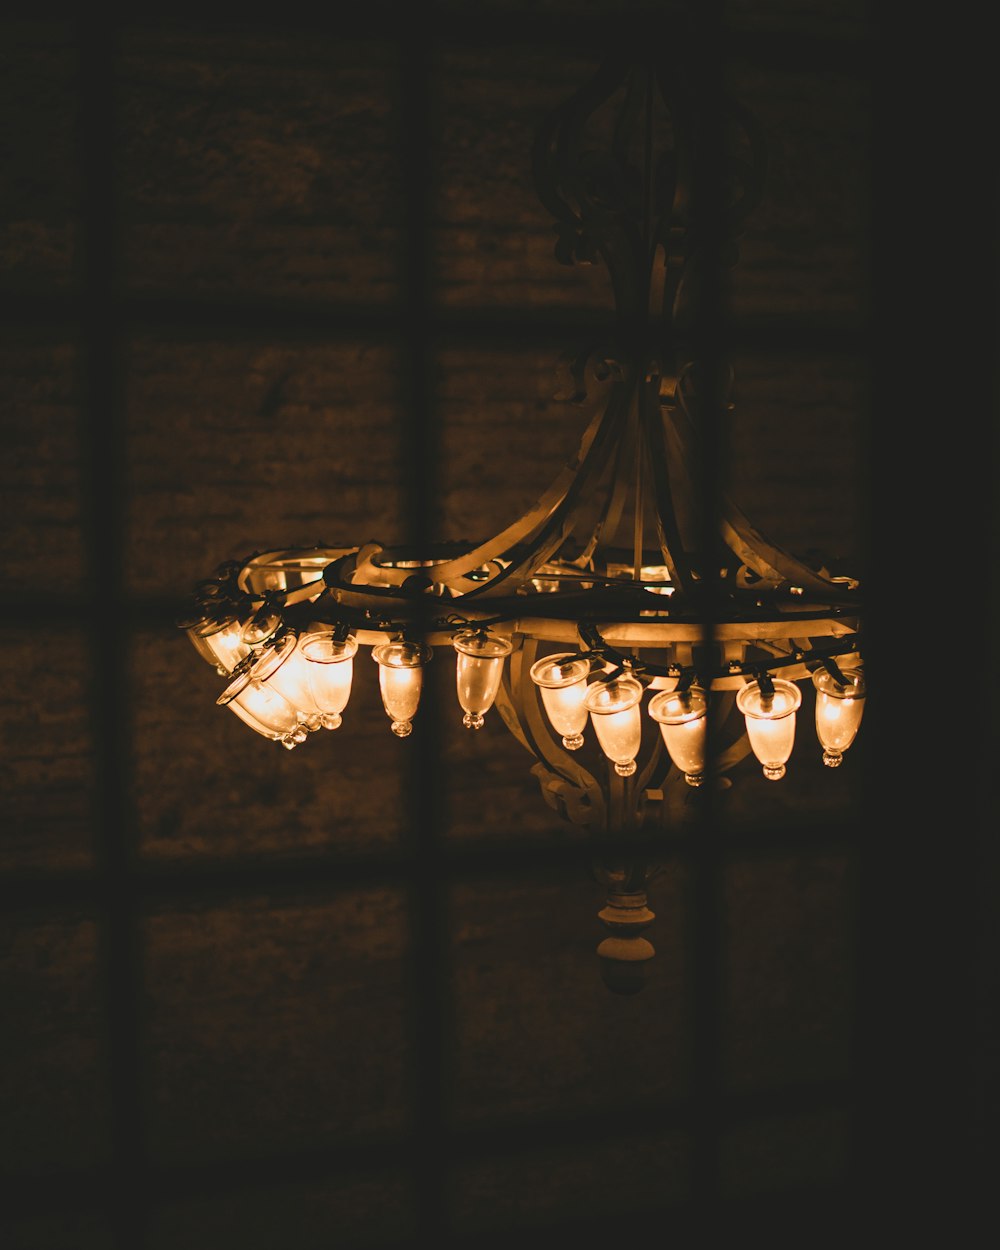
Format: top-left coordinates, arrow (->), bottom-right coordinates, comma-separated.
519,699 -> 605,818
505,636 -> 607,826
717,500 -> 848,593
541,373 -> 639,573
448,377 -> 637,598
281,575 -> 332,607
632,726 -> 669,800
639,375 -> 698,594
668,384 -> 849,593
706,690 -> 755,777
582,372 -> 642,563
491,674 -> 533,755
509,641 -> 597,793
423,370 -> 620,592
492,631 -> 543,757
235,546 -> 359,600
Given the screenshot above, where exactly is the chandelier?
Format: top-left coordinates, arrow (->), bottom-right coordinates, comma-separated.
179,52 -> 865,991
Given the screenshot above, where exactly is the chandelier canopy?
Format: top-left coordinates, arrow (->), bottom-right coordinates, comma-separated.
180,52 -> 865,991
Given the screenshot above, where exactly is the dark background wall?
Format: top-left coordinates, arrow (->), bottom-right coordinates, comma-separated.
0,3 -> 994,1247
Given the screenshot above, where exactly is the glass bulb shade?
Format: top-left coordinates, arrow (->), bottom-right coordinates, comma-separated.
453,631 -> 512,725
736,678 -> 802,780
813,667 -> 866,762
189,616 -> 250,674
299,631 -> 358,725
372,641 -> 430,725
529,652 -> 591,746
217,670 -> 302,741
584,675 -> 644,773
648,687 -> 707,783
248,631 -> 319,720
240,608 -> 284,647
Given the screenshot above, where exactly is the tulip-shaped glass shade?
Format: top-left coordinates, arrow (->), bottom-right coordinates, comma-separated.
736,678 -> 802,780
648,687 -> 708,786
300,631 -> 358,729
529,652 -> 591,749
248,631 -> 322,731
188,616 -> 250,675
453,630 -> 513,729
583,674 -> 644,776
217,668 -> 307,749
240,606 -> 284,649
812,667 -> 866,767
372,641 -> 431,737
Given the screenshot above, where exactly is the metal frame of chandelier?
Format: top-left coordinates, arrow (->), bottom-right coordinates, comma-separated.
179,51 -> 866,988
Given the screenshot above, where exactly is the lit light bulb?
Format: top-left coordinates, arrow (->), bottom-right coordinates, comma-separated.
372,641 -> 431,737
239,606 -> 284,648
300,631 -> 358,729
583,674 -> 644,776
529,652 -> 591,749
217,668 -> 307,749
736,678 -> 802,780
648,687 -> 707,786
248,631 -> 322,731
452,630 -> 513,729
812,667 -> 865,767
188,615 -> 250,675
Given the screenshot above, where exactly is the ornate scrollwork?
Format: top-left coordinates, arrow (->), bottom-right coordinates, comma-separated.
532,52 -> 767,334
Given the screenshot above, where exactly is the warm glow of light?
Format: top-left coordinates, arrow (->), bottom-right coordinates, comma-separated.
372,641 -> 430,736
300,631 -> 358,729
189,617 -> 250,675
812,667 -> 865,766
530,653 -> 592,749
453,631 -> 513,729
584,676 -> 644,776
606,562 -> 675,595
381,665 -> 420,719
736,679 -> 801,780
648,688 -> 707,785
218,672 -> 304,748
249,632 -> 321,729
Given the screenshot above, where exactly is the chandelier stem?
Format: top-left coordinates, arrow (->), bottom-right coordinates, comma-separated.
596,873 -> 656,995
642,63 -> 655,265
633,411 -> 645,581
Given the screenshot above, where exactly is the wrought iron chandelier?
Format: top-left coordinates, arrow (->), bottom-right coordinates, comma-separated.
179,52 -> 865,990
